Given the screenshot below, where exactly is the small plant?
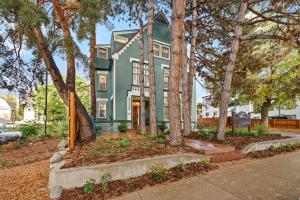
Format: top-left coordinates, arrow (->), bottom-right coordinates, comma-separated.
144,143 -> 154,149
96,126 -> 102,133
154,134 -> 167,143
100,173 -> 112,190
198,128 -> 215,140
24,158 -> 36,164
117,138 -> 130,147
144,131 -> 151,137
256,124 -> 268,135
157,122 -> 168,133
18,124 -> 40,138
0,160 -> 12,169
118,121 -> 128,132
149,165 -> 169,182
176,159 -> 186,171
200,159 -> 210,166
83,179 -> 95,194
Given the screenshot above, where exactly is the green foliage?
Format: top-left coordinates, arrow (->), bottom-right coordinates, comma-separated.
154,134 -> 167,143
118,121 -> 128,132
96,125 -> 102,133
256,124 -> 268,135
0,160 -> 12,169
199,128 -> 216,140
100,173 -> 112,190
157,122 -> 168,133
149,165 -> 169,182
83,179 -> 95,194
176,160 -> 186,171
117,138 -> 130,147
18,124 -> 40,138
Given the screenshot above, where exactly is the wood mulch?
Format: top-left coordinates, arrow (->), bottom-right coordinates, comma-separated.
0,138 -> 59,169
63,136 -> 198,169
188,132 -> 289,150
60,162 -> 219,200
247,144 -> 300,159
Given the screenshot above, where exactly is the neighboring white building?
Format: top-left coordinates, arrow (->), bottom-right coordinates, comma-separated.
201,95 -> 300,119
23,106 -> 35,121
0,98 -> 17,122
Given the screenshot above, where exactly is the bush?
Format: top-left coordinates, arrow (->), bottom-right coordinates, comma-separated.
154,134 -> 167,143
118,121 -> 128,132
256,124 -> 268,135
199,128 -> 216,140
157,122 -> 168,133
149,165 -> 169,182
176,160 -> 186,171
117,138 -> 130,147
18,124 -> 40,138
100,173 -> 112,190
83,179 -> 95,194
96,125 -> 102,133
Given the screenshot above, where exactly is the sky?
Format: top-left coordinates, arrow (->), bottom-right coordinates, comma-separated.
1,18 -> 208,103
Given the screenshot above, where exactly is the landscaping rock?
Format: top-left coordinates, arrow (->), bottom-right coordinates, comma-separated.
50,186 -> 63,199
58,149 -> 67,157
57,140 -> 68,150
50,152 -> 63,164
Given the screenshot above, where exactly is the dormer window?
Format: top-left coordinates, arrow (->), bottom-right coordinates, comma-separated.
98,47 -> 107,59
114,35 -> 128,43
153,43 -> 160,56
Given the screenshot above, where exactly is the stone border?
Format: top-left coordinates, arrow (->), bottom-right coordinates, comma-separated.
49,153 -> 209,199
241,137 -> 300,154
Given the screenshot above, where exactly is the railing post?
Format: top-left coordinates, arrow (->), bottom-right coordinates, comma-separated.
68,90 -> 75,150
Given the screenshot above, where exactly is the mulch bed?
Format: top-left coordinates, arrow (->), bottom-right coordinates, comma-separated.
188,132 -> 289,150
247,144 -> 300,159
60,162 -> 218,200
63,136 -> 198,168
0,138 -> 59,169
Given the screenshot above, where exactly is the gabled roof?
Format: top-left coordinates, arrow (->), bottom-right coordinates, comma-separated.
154,11 -> 170,25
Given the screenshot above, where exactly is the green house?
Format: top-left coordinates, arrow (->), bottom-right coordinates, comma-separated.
95,12 -> 197,131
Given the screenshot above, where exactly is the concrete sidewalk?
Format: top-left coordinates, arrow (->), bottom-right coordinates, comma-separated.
113,151 -> 300,200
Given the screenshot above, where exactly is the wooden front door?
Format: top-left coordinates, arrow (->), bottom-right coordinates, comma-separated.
132,101 -> 140,129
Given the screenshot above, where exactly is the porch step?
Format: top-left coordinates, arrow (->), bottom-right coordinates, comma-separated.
210,152 -> 245,163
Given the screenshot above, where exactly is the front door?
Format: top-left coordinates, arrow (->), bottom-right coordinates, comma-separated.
132,100 -> 140,129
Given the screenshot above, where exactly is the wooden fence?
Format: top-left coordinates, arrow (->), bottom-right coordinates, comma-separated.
197,117 -> 300,130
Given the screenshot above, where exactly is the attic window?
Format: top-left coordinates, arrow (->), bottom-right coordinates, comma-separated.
114,35 -> 128,43
153,42 -> 170,60
98,48 -> 108,59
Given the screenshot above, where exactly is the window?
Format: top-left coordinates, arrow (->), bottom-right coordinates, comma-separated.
98,48 -> 107,59
164,97 -> 169,120
99,74 -> 107,91
153,42 -> 170,59
153,43 -> 160,56
114,35 -> 128,43
132,62 -> 149,87
163,68 -> 169,90
161,46 -> 170,59
99,101 -> 106,118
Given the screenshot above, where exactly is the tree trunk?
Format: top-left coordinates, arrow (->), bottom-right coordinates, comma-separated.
89,23 -> 97,119
261,99 -> 271,127
138,2 -> 146,134
182,36 -> 190,136
32,27 -> 95,141
217,2 -> 248,141
147,0 -> 157,137
169,0 -> 186,145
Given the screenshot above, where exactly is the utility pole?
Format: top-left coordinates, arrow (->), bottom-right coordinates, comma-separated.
44,71 -> 48,135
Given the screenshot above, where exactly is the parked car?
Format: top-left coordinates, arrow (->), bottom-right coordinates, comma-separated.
0,129 -> 22,144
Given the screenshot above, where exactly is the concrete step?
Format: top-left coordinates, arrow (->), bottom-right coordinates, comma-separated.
210,152 -> 245,163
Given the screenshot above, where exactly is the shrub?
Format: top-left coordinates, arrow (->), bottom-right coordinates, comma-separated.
96,126 -> 102,133
199,128 -> 215,140
117,138 -> 130,147
118,121 -> 128,132
18,124 -> 40,138
176,160 -> 186,171
256,124 -> 268,135
149,165 -> 169,182
83,179 -> 95,194
154,134 -> 167,143
100,173 -> 112,190
157,122 -> 168,133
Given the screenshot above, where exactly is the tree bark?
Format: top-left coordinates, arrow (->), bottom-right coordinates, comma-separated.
169,0 -> 186,145
147,0 -> 157,137
32,27 -> 95,141
182,36 -> 190,136
138,2 -> 146,133
217,2 -> 248,141
261,99 -> 271,127
89,23 -> 97,119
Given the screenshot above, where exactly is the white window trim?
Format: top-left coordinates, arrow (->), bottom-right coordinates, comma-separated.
97,47 -> 108,59
130,57 -> 149,64
98,73 -> 107,91
98,99 -> 107,119
153,42 -> 170,60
